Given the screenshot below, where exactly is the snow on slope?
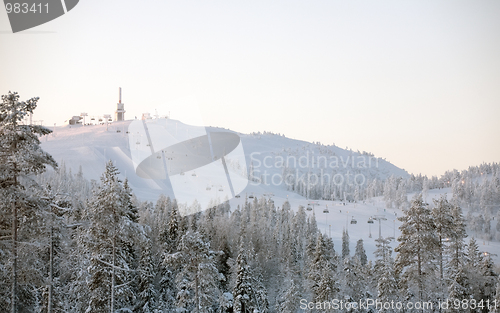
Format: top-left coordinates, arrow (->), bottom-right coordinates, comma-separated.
40,119 -> 499,261
42,119 -> 409,202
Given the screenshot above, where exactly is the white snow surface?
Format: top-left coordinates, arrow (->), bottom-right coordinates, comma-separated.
40,120 -> 500,261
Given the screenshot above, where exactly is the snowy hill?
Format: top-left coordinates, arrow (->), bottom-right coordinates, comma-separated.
41,118 -> 408,204
39,119 -> 410,259
40,119 -> 500,262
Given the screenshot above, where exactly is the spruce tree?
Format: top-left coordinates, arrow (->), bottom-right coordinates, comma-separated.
166,231 -> 221,312
354,239 -> 367,266
395,193 -> 439,302
0,91 -> 57,312
275,278 -> 300,313
135,234 -> 157,312
342,228 -> 350,260
232,242 -> 268,313
377,259 -> 398,313
81,161 -> 140,312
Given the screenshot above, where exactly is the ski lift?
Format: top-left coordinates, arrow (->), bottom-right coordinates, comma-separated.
98,118 -> 102,122
116,129 -> 121,133
235,195 -> 241,198
206,186 -> 211,191
180,172 -> 185,176
192,172 -> 197,177
156,155 -> 161,159
108,118 -> 112,122
323,207 -> 329,213
367,217 -> 374,224
219,187 -> 223,192
136,141 -> 140,145
249,194 -> 254,199
350,217 -> 357,224
306,206 -> 312,211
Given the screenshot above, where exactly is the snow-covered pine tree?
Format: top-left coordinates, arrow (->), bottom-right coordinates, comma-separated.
36,184 -> 74,313
432,195 -> 456,301
377,258 -> 398,313
307,233 -> 339,305
166,231 -> 221,312
341,257 -> 365,303
232,242 -> 269,313
447,264 -> 470,313
491,280 -> 500,313
447,203 -> 467,274
0,91 -> 57,312
342,228 -> 350,260
135,232 -> 157,312
354,239 -> 367,266
81,161 -> 140,312
479,254 -> 498,312
275,277 -> 300,313
466,237 -> 484,302
394,193 -> 439,303
157,199 -> 180,310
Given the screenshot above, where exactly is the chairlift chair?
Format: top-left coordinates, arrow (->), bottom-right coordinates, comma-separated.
350,217 -> 357,224
306,206 -> 312,211
206,186 -> 211,191
248,194 -> 254,199
219,187 -> 223,192
323,208 -> 329,213
367,218 -> 374,224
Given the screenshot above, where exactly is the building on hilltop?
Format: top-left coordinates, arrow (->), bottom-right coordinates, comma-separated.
68,116 -> 83,125
115,87 -> 125,121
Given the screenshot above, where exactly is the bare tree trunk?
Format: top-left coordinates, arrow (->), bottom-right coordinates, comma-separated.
11,121 -> 18,313
111,207 -> 116,313
12,202 -> 17,313
195,264 -> 199,313
48,216 -> 54,313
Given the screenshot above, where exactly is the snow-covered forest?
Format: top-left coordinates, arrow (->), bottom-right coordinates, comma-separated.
2,92 -> 500,312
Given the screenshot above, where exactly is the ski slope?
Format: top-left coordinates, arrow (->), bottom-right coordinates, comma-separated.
40,119 -> 500,261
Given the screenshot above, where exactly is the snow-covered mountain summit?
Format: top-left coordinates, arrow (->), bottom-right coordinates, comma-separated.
41,118 -> 408,205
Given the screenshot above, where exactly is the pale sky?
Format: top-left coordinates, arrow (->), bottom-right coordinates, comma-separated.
1,0 -> 499,177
